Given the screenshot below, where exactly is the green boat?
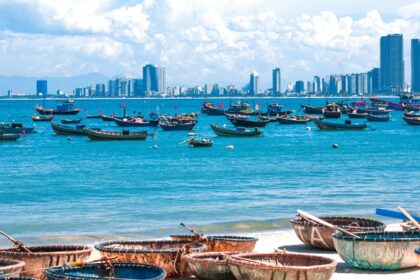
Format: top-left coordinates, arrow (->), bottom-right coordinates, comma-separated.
332,231 -> 420,270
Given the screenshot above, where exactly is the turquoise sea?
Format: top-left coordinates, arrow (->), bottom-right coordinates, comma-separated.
0,97 -> 419,246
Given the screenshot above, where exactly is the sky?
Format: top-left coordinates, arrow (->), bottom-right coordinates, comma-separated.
0,0 -> 419,88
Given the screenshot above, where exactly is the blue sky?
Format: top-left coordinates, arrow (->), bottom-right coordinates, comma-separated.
0,0 -> 419,88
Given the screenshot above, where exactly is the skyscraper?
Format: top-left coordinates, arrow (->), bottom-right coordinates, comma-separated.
367,68 -> 380,94
36,80 -> 47,96
313,76 -> 321,93
143,64 -> 166,95
249,71 -> 259,95
272,68 -> 281,95
295,81 -> 304,94
380,34 -> 404,92
412,39 -> 420,92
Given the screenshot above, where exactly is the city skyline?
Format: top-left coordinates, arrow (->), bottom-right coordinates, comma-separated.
0,0 -> 420,89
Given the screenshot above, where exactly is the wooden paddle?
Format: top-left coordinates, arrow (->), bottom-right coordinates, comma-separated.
397,206 -> 420,230
180,223 -> 203,238
297,210 -> 361,239
0,230 -> 31,252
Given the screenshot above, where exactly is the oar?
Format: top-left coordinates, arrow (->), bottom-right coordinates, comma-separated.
0,230 -> 31,252
297,210 -> 361,239
397,206 -> 420,230
180,223 -> 203,238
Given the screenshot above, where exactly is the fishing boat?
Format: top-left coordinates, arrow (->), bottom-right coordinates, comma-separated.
201,102 -> 225,115
170,235 -> 258,252
0,245 -> 91,279
322,103 -> 342,118
94,240 -> 206,278
61,118 -> 82,124
0,132 -> 20,142
290,215 -> 385,251
35,99 -> 80,115
301,104 -> 324,114
85,129 -> 148,141
225,101 -> 252,115
100,115 -> 117,122
185,252 -> 237,280
159,120 -> 196,131
227,252 -> 337,280
228,116 -> 269,128
403,111 -> 420,118
224,113 -> 249,120
370,96 -> 420,111
366,114 -> 390,122
314,119 -> 367,130
0,258 -> 25,277
402,115 -> 420,125
357,107 -> 393,115
51,122 -> 87,135
45,262 -> 166,280
86,114 -> 102,119
278,115 -> 310,124
332,231 -> 420,270
211,124 -> 262,137
0,123 -> 34,134
347,111 -> 368,118
113,117 -> 159,127
32,115 -> 53,122
187,137 -> 213,147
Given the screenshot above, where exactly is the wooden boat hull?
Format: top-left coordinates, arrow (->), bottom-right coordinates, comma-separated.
86,114 -> 102,119
202,103 -> 225,116
85,129 -> 148,141
0,258 -> 26,277
301,104 -> 323,114
0,245 -> 92,279
402,116 -> 420,125
314,120 -> 367,130
170,235 -> 258,252
185,252 -> 237,280
113,118 -> 159,127
416,248 -> 420,267
36,107 -> 80,115
290,216 -> 385,251
94,240 -> 206,278
100,115 -> 117,121
160,122 -> 196,131
188,140 -> 213,147
45,262 -> 166,280
229,118 -> 269,128
0,133 -> 20,142
333,231 -> 420,270
278,117 -> 310,124
61,119 -> 82,124
227,252 -> 336,280
211,124 -> 262,137
51,122 -> 86,136
366,114 -> 390,122
348,112 -> 367,119
322,111 -> 342,118
32,116 -> 54,122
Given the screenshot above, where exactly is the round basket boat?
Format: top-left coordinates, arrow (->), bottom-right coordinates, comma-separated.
415,248 -> 420,267
0,258 -> 26,278
332,231 -> 420,270
0,245 -> 92,279
1,277 -> 36,280
94,240 -> 206,278
185,252 -> 237,280
291,216 -> 385,251
170,235 -> 258,252
227,252 -> 337,280
45,262 -> 166,280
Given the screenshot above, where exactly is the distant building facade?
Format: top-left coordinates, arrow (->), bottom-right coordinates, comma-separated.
36,80 -> 48,96
249,71 -> 259,95
272,68 -> 281,95
295,80 -> 304,93
143,64 -> 166,95
412,39 -> 420,92
380,34 -> 404,92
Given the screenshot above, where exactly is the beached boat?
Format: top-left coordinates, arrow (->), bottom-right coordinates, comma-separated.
402,115 -> 420,125
301,104 -> 324,114
201,102 -> 225,115
0,258 -> 26,277
0,132 -> 20,142
290,216 -> 385,251
170,235 -> 258,252
61,118 -> 82,124
113,117 -> 159,127
322,103 -> 342,118
0,123 -> 34,134
85,129 -> 148,141
185,252 -> 237,280
0,245 -> 92,279
366,114 -> 390,122
32,115 -> 53,122
227,252 -> 337,280
333,231 -> 420,270
211,124 -> 262,137
278,115 -> 310,124
94,240 -> 206,278
228,117 -> 269,128
45,262 -> 166,280
314,119 -> 367,130
51,122 -> 86,136
187,138 -> 213,147
35,99 -> 80,115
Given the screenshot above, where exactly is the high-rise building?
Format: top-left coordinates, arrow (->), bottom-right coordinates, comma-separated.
272,68 -> 281,95
143,64 -> 166,95
295,80 -> 304,94
132,79 -> 144,97
306,81 -> 311,94
36,80 -> 48,96
313,76 -> 321,93
367,68 -> 380,94
380,34 -> 404,92
412,39 -> 420,92
95,84 -> 106,97
249,71 -> 259,95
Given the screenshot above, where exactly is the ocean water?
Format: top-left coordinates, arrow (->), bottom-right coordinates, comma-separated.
0,97 -> 419,246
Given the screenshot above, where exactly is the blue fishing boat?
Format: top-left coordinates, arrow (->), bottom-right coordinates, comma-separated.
0,123 -> 34,134
366,114 -> 390,122
114,117 -> 159,127
211,124 -> 262,137
0,132 -> 20,142
35,99 -> 80,115
160,121 -> 196,131
51,122 -> 86,135
314,119 -> 367,130
61,118 -> 82,124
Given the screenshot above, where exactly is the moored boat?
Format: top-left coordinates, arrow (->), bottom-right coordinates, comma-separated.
366,114 -> 390,122
227,252 -> 337,280
333,231 -> 420,270
322,103 -> 342,118
290,215 -> 385,251
185,252 -> 237,280
0,258 -> 26,277
51,122 -> 86,135
170,235 -> 258,252
228,116 -> 269,128
159,121 -> 196,131
0,132 -> 20,142
45,262 -> 166,280
278,115 -> 310,124
61,118 -> 82,124
94,240 -> 206,278
86,114 -> 102,119
187,137 -> 213,147
32,115 -> 53,122
35,99 -> 80,115
211,124 -> 262,137
301,104 -> 324,114
113,117 -> 159,127
0,245 -> 92,279
314,119 -> 367,130
201,102 -> 225,115
100,115 -> 117,122
85,129 -> 148,141
347,111 -> 368,118
0,123 -> 34,134
402,115 -> 420,125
